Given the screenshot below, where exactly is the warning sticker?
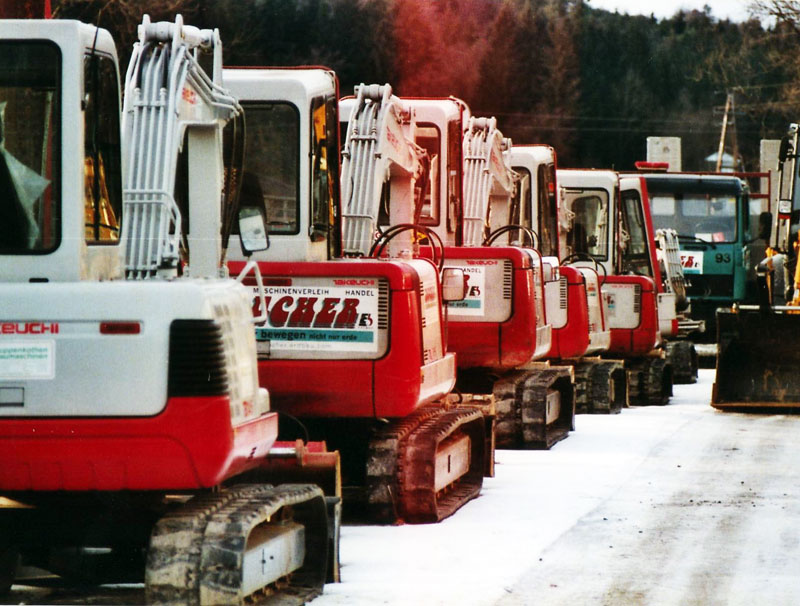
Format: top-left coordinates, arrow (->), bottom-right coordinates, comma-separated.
0,340 -> 55,380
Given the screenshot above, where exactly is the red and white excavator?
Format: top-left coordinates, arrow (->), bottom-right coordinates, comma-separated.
509,145 -> 628,414
0,17 -> 338,602
338,92 -> 576,448
222,72 -> 490,523
557,169 -> 674,405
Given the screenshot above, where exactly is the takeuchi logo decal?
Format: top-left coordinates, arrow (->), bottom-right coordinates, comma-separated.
1,322 -> 59,335
332,279 -> 376,286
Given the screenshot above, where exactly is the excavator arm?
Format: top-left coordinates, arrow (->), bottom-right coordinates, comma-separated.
462,117 -> 519,246
122,15 -> 243,280
340,83 -> 429,257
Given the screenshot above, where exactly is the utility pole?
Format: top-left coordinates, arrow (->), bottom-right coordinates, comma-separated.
715,90 -> 740,172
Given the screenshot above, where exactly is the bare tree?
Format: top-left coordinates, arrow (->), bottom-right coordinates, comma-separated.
748,1 -> 800,116
54,0 -> 202,68
751,0 -> 800,32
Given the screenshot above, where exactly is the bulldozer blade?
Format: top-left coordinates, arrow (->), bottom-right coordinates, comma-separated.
713,308 -> 800,409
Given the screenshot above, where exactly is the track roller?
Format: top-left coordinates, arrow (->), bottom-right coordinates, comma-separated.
146,484 -> 328,605
365,404 -> 487,524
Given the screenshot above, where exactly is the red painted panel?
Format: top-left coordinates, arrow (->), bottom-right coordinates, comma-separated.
239,259 -> 431,419
605,275 -> 659,356
0,398 -> 278,491
548,266 -> 591,359
440,246 -> 539,368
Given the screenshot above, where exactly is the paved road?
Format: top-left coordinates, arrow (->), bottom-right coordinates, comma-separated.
498,380 -> 800,605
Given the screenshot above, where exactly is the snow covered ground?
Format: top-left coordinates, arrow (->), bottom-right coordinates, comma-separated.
9,368 -> 800,604
316,369 -> 800,605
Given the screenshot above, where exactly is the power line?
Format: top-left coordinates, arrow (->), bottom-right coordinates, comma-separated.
474,110 -> 788,129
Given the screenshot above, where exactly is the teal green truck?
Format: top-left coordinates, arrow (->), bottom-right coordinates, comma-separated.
644,173 -> 767,339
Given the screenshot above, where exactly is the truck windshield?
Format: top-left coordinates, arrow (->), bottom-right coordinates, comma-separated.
651,193 -> 737,243
0,41 -> 60,254
239,102 -> 299,235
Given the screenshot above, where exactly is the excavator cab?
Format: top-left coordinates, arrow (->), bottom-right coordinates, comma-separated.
224,73 -> 489,523
558,170 -> 672,405
0,22 -> 123,281
509,147 -> 626,415
0,19 -> 341,600
375,101 -> 575,448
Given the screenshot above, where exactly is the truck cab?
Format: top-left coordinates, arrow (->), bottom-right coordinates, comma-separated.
644,173 -> 754,336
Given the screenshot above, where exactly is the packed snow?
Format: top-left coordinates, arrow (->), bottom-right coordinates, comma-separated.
316,371 -> 717,605
10,369 -> 800,605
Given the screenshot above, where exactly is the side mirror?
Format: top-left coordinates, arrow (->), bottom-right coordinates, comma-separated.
309,223 -> 327,243
441,267 -> 466,302
238,207 -> 269,255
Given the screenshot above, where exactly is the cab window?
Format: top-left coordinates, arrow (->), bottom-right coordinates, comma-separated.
566,190 -> 608,260
0,41 -> 60,254
538,163 -> 558,256
239,102 -> 300,235
310,94 -> 340,257
84,51 -> 122,244
416,123 -> 440,225
620,190 -> 652,276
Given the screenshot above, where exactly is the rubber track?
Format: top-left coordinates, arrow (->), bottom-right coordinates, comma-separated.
493,367 -> 575,449
666,341 -> 698,384
573,360 -> 628,414
397,407 -> 485,523
627,357 -> 673,406
146,484 -> 328,606
365,404 -> 485,524
572,361 -> 594,414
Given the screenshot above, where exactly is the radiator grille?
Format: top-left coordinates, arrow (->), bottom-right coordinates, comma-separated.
559,277 -> 568,310
378,279 -> 389,329
168,320 -> 229,397
503,261 -> 513,299
686,274 -> 734,299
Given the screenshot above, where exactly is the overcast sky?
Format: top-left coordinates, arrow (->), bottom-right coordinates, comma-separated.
585,0 -> 756,22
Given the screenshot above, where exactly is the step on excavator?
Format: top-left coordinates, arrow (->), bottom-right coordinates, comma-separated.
510,145 -> 628,414
222,71 -> 490,523
339,92 -> 576,448
557,169 -> 674,405
713,122 -> 800,408
0,17 -> 339,603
